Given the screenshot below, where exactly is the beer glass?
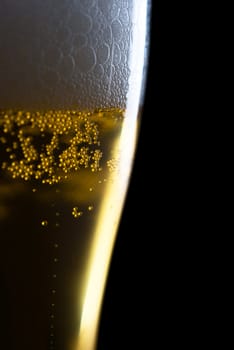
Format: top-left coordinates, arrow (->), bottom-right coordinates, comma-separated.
0,1 -> 151,349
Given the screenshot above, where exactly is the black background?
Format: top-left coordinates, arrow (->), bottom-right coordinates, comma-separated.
97,1 -> 214,348
97,2 -> 161,349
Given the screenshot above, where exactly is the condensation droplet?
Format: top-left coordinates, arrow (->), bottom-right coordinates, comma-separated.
59,54 -> 75,77
75,46 -> 96,73
72,34 -> 87,49
43,46 -> 62,67
70,11 -> 92,34
97,44 -> 110,64
111,19 -> 123,42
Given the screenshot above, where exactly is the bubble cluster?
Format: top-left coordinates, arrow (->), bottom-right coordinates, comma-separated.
72,207 -> 83,219
107,158 -> 118,172
0,108 -> 124,221
0,109 -> 123,185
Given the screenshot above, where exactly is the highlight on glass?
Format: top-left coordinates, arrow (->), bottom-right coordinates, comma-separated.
0,1 -> 151,349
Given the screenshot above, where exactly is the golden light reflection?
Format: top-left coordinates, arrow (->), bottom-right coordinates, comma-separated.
74,0 -> 148,347
75,116 -> 138,350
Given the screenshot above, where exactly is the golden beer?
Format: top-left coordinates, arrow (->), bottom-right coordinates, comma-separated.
0,1 -> 150,349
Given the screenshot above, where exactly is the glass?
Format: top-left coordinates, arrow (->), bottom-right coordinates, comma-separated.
0,1 -> 151,349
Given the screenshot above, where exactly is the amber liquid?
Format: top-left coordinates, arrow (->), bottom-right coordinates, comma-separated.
0,108 -> 137,350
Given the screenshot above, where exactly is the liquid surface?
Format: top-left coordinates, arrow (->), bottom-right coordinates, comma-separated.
0,109 -> 125,350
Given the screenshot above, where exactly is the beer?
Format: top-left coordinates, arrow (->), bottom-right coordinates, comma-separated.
0,1 -> 151,348
0,108 -> 137,349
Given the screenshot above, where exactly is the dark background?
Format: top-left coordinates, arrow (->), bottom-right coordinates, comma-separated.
97,2 -> 161,349
97,1 -> 213,348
